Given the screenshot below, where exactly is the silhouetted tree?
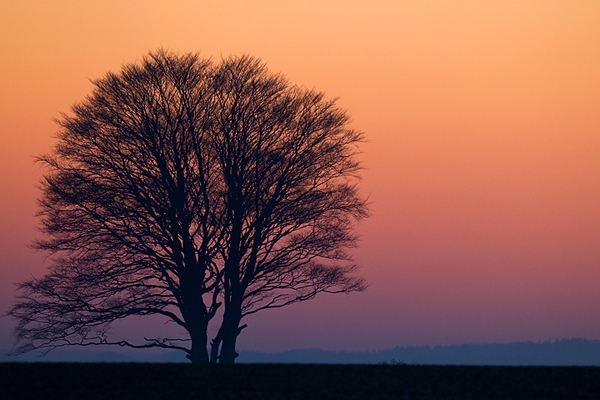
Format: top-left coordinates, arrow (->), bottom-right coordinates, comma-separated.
9,51 -> 223,364
9,50 -> 367,364
207,56 -> 368,363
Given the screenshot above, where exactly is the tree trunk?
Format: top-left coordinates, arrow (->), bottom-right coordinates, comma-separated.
219,334 -> 238,364
218,310 -> 243,364
187,324 -> 210,364
183,289 -> 211,364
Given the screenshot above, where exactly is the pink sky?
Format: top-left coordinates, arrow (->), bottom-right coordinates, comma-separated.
1,1 -> 599,352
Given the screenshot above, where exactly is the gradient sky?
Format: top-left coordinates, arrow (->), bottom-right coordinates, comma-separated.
1,1 -> 599,353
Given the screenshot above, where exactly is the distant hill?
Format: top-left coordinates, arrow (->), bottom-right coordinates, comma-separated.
238,339 -> 600,365
2,339 -> 600,365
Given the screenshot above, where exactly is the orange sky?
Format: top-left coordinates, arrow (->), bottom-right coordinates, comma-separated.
1,1 -> 599,352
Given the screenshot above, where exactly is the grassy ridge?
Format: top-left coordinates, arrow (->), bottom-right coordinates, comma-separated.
1,363 -> 599,399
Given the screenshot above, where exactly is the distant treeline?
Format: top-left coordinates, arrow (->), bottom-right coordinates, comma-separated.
238,339 -> 600,365
3,339 -> 600,365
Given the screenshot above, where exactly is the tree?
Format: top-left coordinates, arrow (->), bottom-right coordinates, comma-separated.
9,50 -> 368,364
10,51 -> 222,364
206,56 -> 368,363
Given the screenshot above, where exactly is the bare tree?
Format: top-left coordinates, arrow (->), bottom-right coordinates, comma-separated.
9,50 -> 223,364
9,51 -> 368,364
207,56 -> 368,364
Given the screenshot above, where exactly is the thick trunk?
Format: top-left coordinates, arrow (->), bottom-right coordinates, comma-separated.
218,310 -> 243,364
187,323 -> 210,364
219,334 -> 238,364
179,258 -> 212,364
181,279 -> 211,364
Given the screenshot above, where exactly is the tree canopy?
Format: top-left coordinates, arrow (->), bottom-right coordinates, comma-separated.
9,50 -> 368,364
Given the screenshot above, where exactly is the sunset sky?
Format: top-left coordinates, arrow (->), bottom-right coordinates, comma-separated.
1,1 -> 599,353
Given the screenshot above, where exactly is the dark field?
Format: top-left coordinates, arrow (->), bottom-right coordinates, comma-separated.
1,363 -> 599,399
